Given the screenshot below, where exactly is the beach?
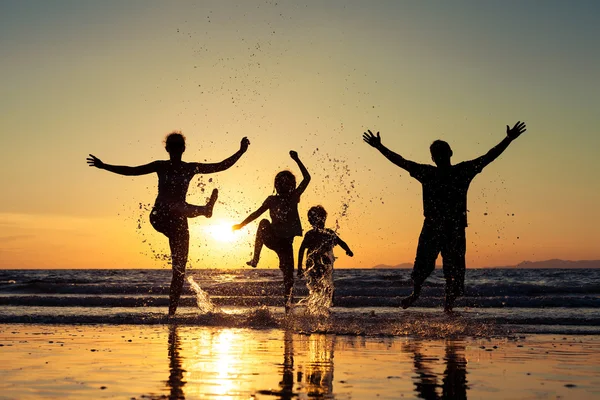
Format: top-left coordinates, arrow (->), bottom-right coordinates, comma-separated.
1,324 -> 599,399
1,268 -> 600,398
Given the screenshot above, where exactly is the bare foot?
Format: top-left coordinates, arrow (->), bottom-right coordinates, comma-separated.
246,260 -> 258,268
205,188 -> 219,218
444,294 -> 456,314
400,292 -> 419,309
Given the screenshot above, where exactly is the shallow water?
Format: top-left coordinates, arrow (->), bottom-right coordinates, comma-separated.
1,324 -> 599,399
1,268 -> 599,335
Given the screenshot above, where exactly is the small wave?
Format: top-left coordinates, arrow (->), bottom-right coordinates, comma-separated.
0,309 -> 508,338
2,294 -> 598,309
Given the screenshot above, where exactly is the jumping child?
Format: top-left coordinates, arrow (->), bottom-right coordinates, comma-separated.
297,205 -> 353,314
87,133 -> 250,316
233,151 -> 311,313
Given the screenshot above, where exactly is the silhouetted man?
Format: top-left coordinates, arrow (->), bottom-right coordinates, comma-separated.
363,121 -> 527,312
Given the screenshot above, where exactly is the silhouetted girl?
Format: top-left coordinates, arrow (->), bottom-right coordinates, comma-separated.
233,151 -> 310,312
87,132 -> 249,315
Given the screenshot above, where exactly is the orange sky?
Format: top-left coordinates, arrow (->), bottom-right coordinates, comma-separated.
1,1 -> 599,269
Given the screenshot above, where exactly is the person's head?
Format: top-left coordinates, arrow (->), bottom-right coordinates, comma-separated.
274,170 -> 296,195
308,205 -> 327,228
165,131 -> 186,155
430,140 -> 452,166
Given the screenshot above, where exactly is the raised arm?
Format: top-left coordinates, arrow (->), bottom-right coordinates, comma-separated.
362,130 -> 418,172
289,151 -> 311,196
232,198 -> 270,231
86,155 -> 159,176
471,121 -> 527,170
194,137 -> 250,174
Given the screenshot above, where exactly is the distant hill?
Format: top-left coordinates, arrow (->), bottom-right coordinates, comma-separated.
371,263 -> 415,269
372,259 -> 600,269
512,259 -> 600,269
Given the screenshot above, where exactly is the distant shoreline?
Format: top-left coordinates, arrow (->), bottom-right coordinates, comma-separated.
372,259 -> 600,269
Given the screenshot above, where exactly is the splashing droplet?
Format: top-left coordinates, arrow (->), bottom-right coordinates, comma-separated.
187,276 -> 221,314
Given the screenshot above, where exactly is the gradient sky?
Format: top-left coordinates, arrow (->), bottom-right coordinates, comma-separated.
1,0 -> 599,269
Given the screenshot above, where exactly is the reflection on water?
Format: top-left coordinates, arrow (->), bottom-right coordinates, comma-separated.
442,341 -> 468,400
167,325 -> 186,399
278,330 -> 295,399
405,340 -> 468,400
164,326 -> 468,399
3,325 -> 598,400
302,333 -> 335,397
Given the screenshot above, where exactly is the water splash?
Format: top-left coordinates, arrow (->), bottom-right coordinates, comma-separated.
244,306 -> 278,327
298,254 -> 335,318
187,276 -> 222,314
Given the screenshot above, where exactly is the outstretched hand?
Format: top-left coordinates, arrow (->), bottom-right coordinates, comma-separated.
362,130 -> 382,149
240,137 -> 250,152
507,121 -> 526,140
232,223 -> 243,231
346,250 -> 354,257
289,150 -> 299,161
86,154 -> 104,169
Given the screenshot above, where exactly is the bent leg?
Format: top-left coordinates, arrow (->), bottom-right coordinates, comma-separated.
180,188 -> 219,218
150,207 -> 169,236
441,226 -> 466,313
247,219 -> 273,267
401,222 -> 440,309
168,222 -> 190,316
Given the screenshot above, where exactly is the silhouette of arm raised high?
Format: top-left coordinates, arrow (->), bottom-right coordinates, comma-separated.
193,137 -> 250,174
290,151 -> 311,196
86,155 -> 160,176
362,130 -> 418,172
470,121 -> 527,170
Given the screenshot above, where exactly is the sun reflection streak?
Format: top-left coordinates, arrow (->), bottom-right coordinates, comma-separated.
186,329 -> 244,400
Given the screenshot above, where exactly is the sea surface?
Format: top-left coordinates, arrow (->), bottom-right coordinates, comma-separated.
1,268 -> 599,336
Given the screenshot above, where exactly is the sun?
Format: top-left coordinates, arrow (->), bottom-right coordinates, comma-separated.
204,219 -> 238,243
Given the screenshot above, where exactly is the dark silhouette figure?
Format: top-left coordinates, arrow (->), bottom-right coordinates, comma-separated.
167,325 -> 186,400
233,151 -> 310,313
405,340 -> 468,400
298,205 -> 353,312
363,122 -> 526,312
87,132 -> 249,315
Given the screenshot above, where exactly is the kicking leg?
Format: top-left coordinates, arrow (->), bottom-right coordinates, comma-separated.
247,219 -> 271,268
180,188 -> 219,218
168,224 -> 190,316
401,223 -> 440,309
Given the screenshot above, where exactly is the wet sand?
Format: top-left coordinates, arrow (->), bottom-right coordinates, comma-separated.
1,324 -> 599,399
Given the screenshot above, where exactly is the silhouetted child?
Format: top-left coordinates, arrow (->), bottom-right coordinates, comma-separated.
87,133 -> 250,316
233,151 -> 311,313
297,205 -> 353,313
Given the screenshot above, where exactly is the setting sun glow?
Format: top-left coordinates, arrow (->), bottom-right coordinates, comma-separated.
204,220 -> 238,243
